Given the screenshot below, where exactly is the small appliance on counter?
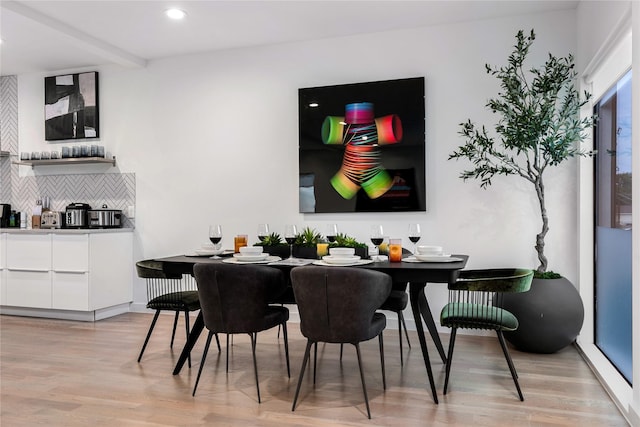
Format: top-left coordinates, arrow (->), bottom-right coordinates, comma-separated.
65,203 -> 92,228
0,204 -> 11,228
41,211 -> 64,229
88,205 -> 123,228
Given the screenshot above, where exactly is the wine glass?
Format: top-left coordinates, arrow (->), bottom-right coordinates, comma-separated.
284,224 -> 297,259
257,223 -> 269,243
325,224 -> 338,243
408,223 -> 421,254
208,224 -> 223,259
370,225 -> 384,255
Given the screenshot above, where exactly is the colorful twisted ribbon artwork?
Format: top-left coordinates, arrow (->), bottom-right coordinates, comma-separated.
321,102 -> 402,199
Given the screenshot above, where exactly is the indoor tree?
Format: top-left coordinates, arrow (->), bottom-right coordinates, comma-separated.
449,29 -> 595,275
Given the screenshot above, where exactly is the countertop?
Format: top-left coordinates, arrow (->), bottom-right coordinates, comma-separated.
0,227 -> 134,234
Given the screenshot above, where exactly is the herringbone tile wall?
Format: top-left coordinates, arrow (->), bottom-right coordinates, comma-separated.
1,75 -> 136,228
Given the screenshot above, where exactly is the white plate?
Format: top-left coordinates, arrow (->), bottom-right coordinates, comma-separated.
313,259 -> 373,267
233,253 -> 269,261
194,248 -> 224,256
415,253 -> 451,261
322,255 -> 361,265
223,255 -> 281,264
403,255 -> 462,263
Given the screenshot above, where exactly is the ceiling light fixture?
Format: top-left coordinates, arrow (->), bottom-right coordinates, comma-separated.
165,8 -> 187,20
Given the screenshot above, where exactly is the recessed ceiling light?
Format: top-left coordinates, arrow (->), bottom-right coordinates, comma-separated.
165,8 -> 186,20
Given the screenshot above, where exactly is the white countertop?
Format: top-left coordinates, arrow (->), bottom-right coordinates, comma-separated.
0,227 -> 134,234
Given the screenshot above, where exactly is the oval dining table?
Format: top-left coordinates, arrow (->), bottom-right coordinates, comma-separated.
152,253 -> 468,404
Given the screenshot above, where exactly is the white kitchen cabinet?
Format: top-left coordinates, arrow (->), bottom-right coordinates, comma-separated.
0,229 -> 133,320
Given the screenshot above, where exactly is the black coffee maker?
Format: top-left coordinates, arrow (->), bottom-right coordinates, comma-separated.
0,204 -> 11,228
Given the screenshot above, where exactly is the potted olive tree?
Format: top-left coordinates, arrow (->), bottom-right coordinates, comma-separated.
449,30 -> 595,353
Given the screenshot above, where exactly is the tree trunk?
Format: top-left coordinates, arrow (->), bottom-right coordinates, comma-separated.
534,178 -> 548,273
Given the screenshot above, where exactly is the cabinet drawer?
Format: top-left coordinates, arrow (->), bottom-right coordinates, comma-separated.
53,234 -> 89,272
6,234 -> 51,271
5,270 -> 51,308
52,272 -> 89,310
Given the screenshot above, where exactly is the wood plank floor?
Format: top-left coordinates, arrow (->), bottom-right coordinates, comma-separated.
0,312 -> 628,426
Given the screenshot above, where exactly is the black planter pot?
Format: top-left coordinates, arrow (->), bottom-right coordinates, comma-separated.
501,277 -> 584,354
261,245 -> 291,259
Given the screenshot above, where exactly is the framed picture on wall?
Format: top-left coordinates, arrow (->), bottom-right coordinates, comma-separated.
44,71 -> 99,141
299,77 -> 426,213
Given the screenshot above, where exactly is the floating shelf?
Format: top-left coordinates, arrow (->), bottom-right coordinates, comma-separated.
13,156 -> 116,167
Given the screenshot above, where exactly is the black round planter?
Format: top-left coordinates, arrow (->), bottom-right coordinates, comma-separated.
501,277 -> 584,354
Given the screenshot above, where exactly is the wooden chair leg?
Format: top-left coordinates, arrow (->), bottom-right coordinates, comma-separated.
497,330 -> 524,401
443,328 -> 457,395
192,331 -> 214,396
137,310 -> 160,362
355,343 -> 372,419
292,340 -> 313,412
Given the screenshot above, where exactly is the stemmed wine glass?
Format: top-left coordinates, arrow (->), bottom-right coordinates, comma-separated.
408,223 -> 421,255
325,224 -> 338,243
370,225 -> 384,255
284,224 -> 297,260
257,223 -> 269,243
208,224 -> 223,259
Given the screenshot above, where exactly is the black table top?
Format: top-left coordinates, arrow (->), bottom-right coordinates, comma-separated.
154,254 -> 469,284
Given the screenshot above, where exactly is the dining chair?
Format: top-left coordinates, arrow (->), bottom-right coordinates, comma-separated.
191,263 -> 290,402
290,265 -> 392,419
136,259 -> 216,366
440,268 -> 534,401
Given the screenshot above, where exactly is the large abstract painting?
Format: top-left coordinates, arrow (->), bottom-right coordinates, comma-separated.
299,77 -> 426,213
45,71 -> 99,141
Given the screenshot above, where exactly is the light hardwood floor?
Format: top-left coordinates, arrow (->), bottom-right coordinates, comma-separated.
0,312 -> 628,426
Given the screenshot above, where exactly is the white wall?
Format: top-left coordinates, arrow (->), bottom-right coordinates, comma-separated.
17,10 -> 578,317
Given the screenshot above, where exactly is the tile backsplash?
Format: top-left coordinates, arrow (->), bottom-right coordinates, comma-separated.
1,75 -> 135,228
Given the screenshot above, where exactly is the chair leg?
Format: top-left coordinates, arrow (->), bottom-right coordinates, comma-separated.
183,311 -> 191,368
192,331 -> 214,396
497,330 -> 524,401
354,343 -> 372,419
313,342 -> 318,385
443,328 -> 457,395
282,321 -> 291,378
170,311 -> 180,348
378,333 -> 386,390
215,333 -> 221,352
250,333 -> 261,403
226,334 -> 230,373
400,311 -> 411,349
292,339 -> 313,412
138,310 -> 160,362
397,312 -> 404,367
339,343 -> 344,361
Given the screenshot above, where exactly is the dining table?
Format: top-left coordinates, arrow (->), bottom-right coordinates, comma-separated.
153,253 -> 468,404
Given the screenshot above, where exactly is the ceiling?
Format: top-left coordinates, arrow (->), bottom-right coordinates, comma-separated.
0,1 -> 579,77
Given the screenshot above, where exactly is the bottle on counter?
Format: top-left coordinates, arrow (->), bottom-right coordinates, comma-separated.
32,199 -> 43,229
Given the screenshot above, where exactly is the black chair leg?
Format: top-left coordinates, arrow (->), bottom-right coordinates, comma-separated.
397,313 -> 404,367
226,334 -> 231,373
313,342 -> 318,385
192,331 -> 214,396
250,333 -> 261,403
497,330 -> 524,401
339,343 -> 344,361
443,328 -> 457,395
183,311 -> 191,368
292,340 -> 313,412
170,311 -> 180,348
354,343 -> 372,419
400,311 -> 411,348
378,333 -> 386,390
138,310 -> 160,362
282,321 -> 290,377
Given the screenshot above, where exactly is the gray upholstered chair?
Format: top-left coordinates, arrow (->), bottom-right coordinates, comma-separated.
136,259 -> 214,366
191,263 -> 290,402
290,266 -> 392,419
440,268 -> 534,401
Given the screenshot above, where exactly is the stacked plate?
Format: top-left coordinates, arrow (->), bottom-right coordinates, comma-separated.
233,253 -> 270,262
322,247 -> 359,265
194,243 -> 224,256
